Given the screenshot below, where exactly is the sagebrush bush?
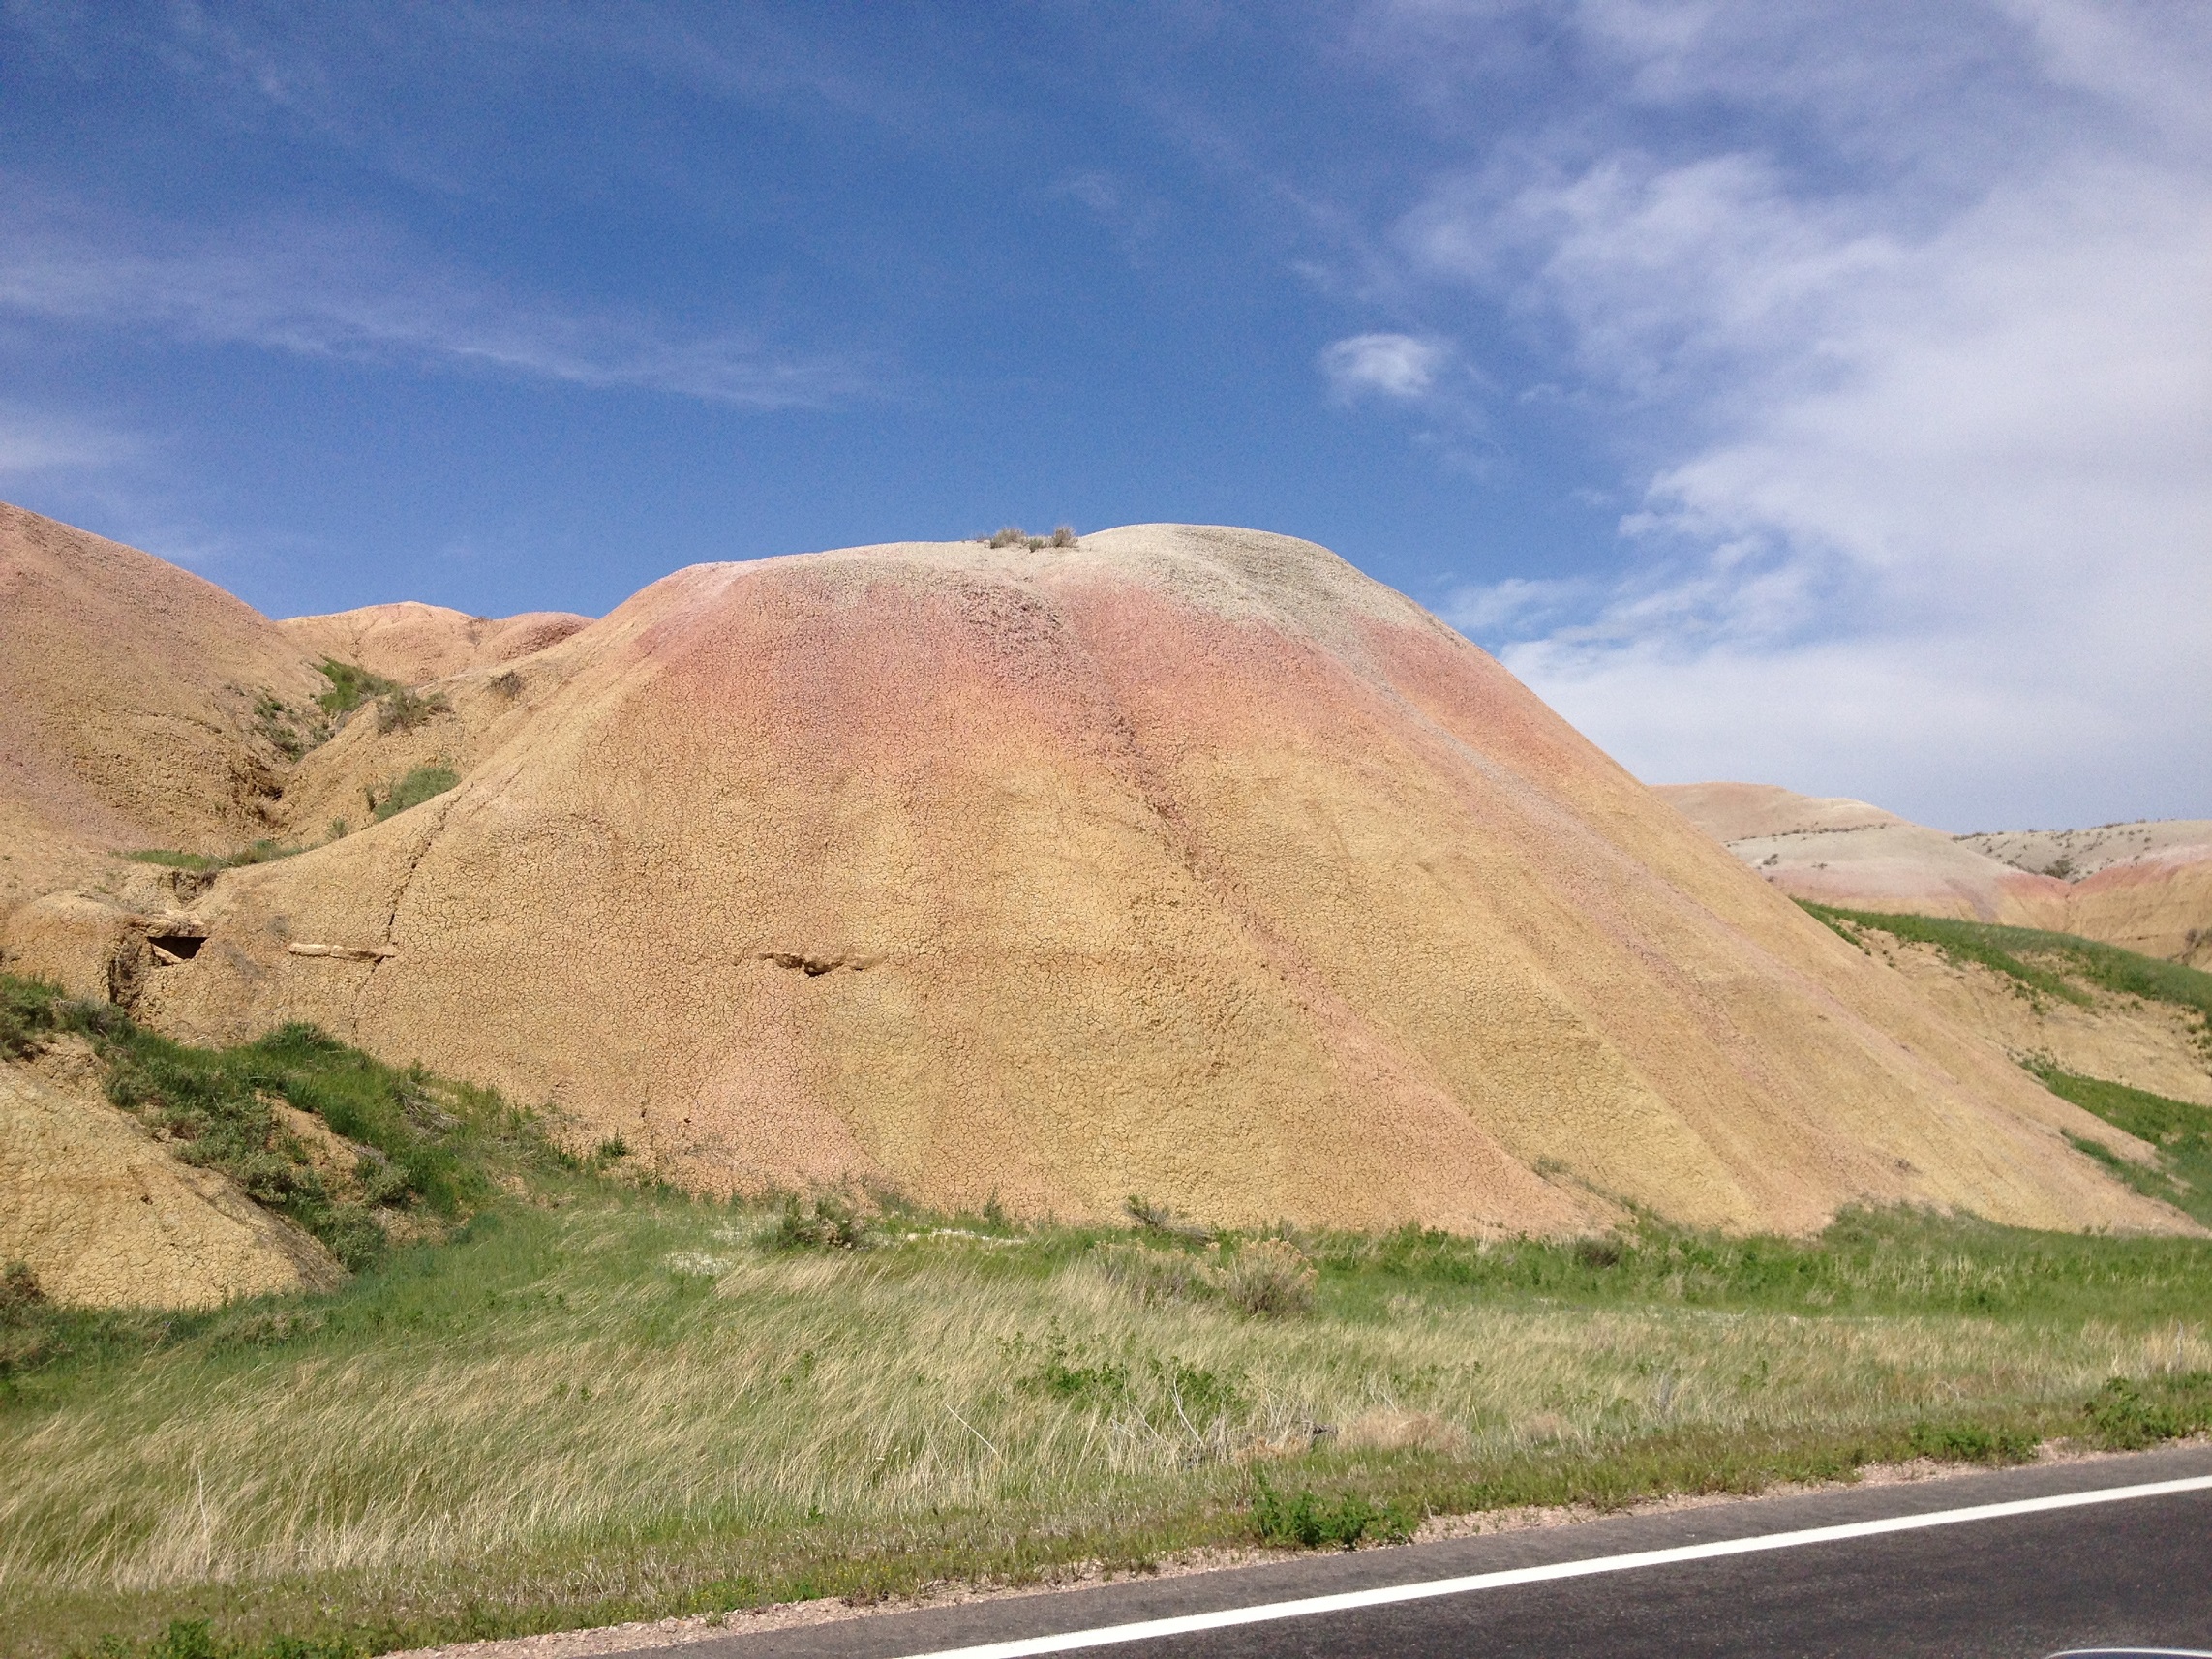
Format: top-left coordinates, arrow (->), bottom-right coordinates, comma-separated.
771,1193 -> 873,1250
376,687 -> 451,736
1210,1238 -> 1318,1317
1049,525 -> 1076,547
988,526 -> 1027,548
1124,1193 -> 1213,1241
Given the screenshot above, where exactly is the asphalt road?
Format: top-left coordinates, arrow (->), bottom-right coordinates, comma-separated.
656,1444 -> 2212,1659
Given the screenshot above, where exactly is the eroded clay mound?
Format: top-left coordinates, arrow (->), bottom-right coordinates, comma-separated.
1965,823 -> 2212,967
0,1042 -> 342,1309
1664,783 -> 2212,965
0,502 -> 322,865
283,602 -> 592,686
72,525 -> 2175,1238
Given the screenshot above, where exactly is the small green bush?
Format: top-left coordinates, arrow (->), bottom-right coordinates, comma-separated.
0,1261 -> 45,1318
2082,1372 -> 2212,1450
368,766 -> 459,823
2,975 -> 69,1057
314,660 -> 398,717
1905,1420 -> 2038,1464
1253,1472 -> 1416,1550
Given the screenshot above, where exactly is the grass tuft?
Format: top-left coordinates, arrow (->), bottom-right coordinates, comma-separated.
128,840 -> 303,876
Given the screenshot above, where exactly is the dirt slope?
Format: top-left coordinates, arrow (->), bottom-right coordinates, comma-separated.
0,502 -> 323,883
1661,783 -> 2212,966
283,602 -> 591,687
1,1038 -> 342,1309
4,524 -> 2177,1237
1857,940 -> 2212,1108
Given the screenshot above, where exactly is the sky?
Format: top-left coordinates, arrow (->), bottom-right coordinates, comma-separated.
1,1 -> 2206,832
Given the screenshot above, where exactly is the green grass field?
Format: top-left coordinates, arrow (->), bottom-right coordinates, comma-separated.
5,975 -> 2212,1659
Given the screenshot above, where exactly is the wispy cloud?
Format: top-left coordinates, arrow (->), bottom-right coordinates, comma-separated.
0,404 -> 135,481
1350,0 -> 2212,826
0,196 -> 870,408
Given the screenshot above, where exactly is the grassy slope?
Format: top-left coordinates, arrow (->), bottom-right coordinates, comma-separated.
1797,905 -> 2212,1224
1799,903 -> 2212,1024
6,984 -> 2212,1658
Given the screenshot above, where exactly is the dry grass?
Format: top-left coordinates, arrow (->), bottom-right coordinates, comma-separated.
7,1196 -> 2212,1656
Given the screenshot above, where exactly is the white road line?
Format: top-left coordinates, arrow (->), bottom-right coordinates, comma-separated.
893,1473 -> 2212,1659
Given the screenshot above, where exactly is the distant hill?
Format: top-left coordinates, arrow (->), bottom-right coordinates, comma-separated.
283,601 -> 590,686
1657,782 -> 2212,967
0,502 -> 2188,1238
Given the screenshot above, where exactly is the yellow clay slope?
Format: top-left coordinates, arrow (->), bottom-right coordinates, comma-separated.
45,523 -> 2169,1237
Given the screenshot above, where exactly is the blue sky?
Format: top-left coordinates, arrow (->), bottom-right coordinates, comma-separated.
2,2 -> 2206,830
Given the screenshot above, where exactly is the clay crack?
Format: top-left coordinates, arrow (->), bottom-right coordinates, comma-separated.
757,951 -> 876,977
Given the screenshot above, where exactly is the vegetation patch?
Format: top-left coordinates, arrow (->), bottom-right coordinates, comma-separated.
1253,1472 -> 1416,1549
128,840 -> 303,875
252,691 -> 327,761
367,766 -> 459,823
0,975 -> 552,1273
313,660 -> 399,718
2029,1061 -> 2212,1224
769,1192 -> 875,1251
1801,903 -> 2086,1003
375,686 -> 451,735
1802,903 -> 2212,1030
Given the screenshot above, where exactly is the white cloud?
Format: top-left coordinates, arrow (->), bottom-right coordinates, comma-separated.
1318,331 -> 1449,401
1367,2 -> 2212,827
0,198 -> 869,408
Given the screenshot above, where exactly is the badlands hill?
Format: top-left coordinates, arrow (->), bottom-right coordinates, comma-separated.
1660,782 -> 2212,967
282,601 -> 591,685
0,502 -> 2189,1240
